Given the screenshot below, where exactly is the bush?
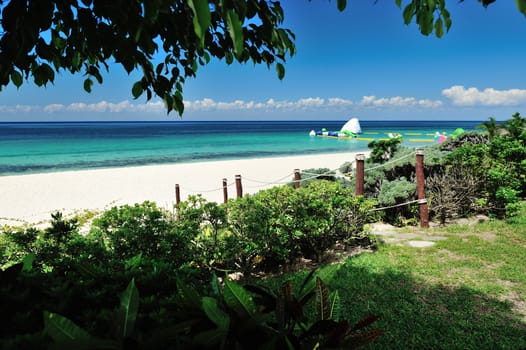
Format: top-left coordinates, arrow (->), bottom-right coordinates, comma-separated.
89,201 -> 192,266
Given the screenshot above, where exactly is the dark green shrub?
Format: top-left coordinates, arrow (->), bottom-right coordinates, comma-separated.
90,201 -> 192,266
225,186 -> 297,274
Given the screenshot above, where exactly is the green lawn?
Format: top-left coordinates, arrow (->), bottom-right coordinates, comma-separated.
263,210 -> 526,349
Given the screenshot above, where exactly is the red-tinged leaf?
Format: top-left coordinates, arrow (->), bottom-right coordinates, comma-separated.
315,277 -> 331,321
345,329 -> 385,348
350,314 -> 380,332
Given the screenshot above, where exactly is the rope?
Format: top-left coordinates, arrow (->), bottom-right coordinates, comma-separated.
242,172 -> 294,187
368,198 -> 424,212
182,181 -> 236,194
364,151 -> 416,173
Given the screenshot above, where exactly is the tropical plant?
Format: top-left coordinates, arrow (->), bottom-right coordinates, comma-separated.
40,266 -> 382,349
2,0 -> 524,113
476,116 -> 503,140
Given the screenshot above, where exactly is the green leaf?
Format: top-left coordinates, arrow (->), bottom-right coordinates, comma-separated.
337,0 -> 347,12
176,278 -> 202,308
276,62 -> 285,80
223,279 -> 257,319
188,0 -> 211,48
300,264 -> 341,300
44,311 -> 91,341
202,297 -> 230,330
117,278 -> 139,339
315,277 -> 331,321
330,290 -> 341,321
395,0 -> 402,8
132,81 -> 143,99
434,17 -> 444,38
403,3 -> 416,25
11,70 -> 23,88
22,253 -> 35,271
226,10 -> 244,59
83,78 -> 93,93
72,51 -> 82,70
418,9 -> 434,35
516,0 -> 526,17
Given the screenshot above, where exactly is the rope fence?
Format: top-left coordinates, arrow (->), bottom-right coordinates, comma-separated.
174,149 -> 430,227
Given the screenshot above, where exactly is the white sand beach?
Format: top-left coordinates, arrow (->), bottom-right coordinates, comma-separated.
0,152 -> 368,227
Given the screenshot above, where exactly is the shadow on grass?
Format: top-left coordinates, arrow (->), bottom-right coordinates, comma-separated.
328,259 -> 526,349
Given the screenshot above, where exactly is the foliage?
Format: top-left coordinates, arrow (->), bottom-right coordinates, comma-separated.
223,182 -> 376,272
376,177 -> 418,226
367,138 -> 402,164
441,114 -> 526,218
439,131 -> 489,152
35,265 -> 382,349
476,116 -> 503,140
2,1 -> 524,114
0,0 -> 296,115
90,201 -> 193,265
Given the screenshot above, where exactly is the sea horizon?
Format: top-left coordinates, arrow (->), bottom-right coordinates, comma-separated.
0,119 -> 483,176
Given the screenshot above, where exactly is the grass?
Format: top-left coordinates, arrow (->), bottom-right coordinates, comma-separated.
261,207 -> 526,349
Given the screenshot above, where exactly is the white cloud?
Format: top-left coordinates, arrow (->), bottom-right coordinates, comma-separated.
442,85 -> 526,106
43,104 -> 65,113
327,98 -> 353,107
0,94 -> 443,115
358,96 -> 442,108
184,97 -> 328,111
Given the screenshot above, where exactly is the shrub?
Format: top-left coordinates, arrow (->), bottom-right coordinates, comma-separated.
90,201 -> 192,266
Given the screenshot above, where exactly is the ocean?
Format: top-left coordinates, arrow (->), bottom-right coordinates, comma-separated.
0,120 -> 481,175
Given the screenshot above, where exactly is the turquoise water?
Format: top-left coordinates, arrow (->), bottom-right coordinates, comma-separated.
0,120 -> 481,175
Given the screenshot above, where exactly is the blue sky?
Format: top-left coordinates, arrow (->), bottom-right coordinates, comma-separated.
1,0 -> 526,122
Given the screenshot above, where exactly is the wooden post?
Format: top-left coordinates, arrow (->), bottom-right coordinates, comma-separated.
223,178 -> 228,203
235,174 -> 243,198
175,184 -> 181,219
355,153 -> 365,196
175,184 -> 181,205
416,149 -> 429,228
294,169 -> 301,189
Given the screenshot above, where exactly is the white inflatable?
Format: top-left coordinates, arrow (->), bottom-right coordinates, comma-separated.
340,117 -> 362,134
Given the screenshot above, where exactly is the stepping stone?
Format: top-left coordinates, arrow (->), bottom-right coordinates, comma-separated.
407,240 -> 435,248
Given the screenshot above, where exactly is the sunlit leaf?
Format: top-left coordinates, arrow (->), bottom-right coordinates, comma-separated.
226,10 -> 244,59
188,0 -> 211,48
117,278 -> 139,339
223,279 -> 257,319
315,277 -> 331,321
330,290 -> 341,321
